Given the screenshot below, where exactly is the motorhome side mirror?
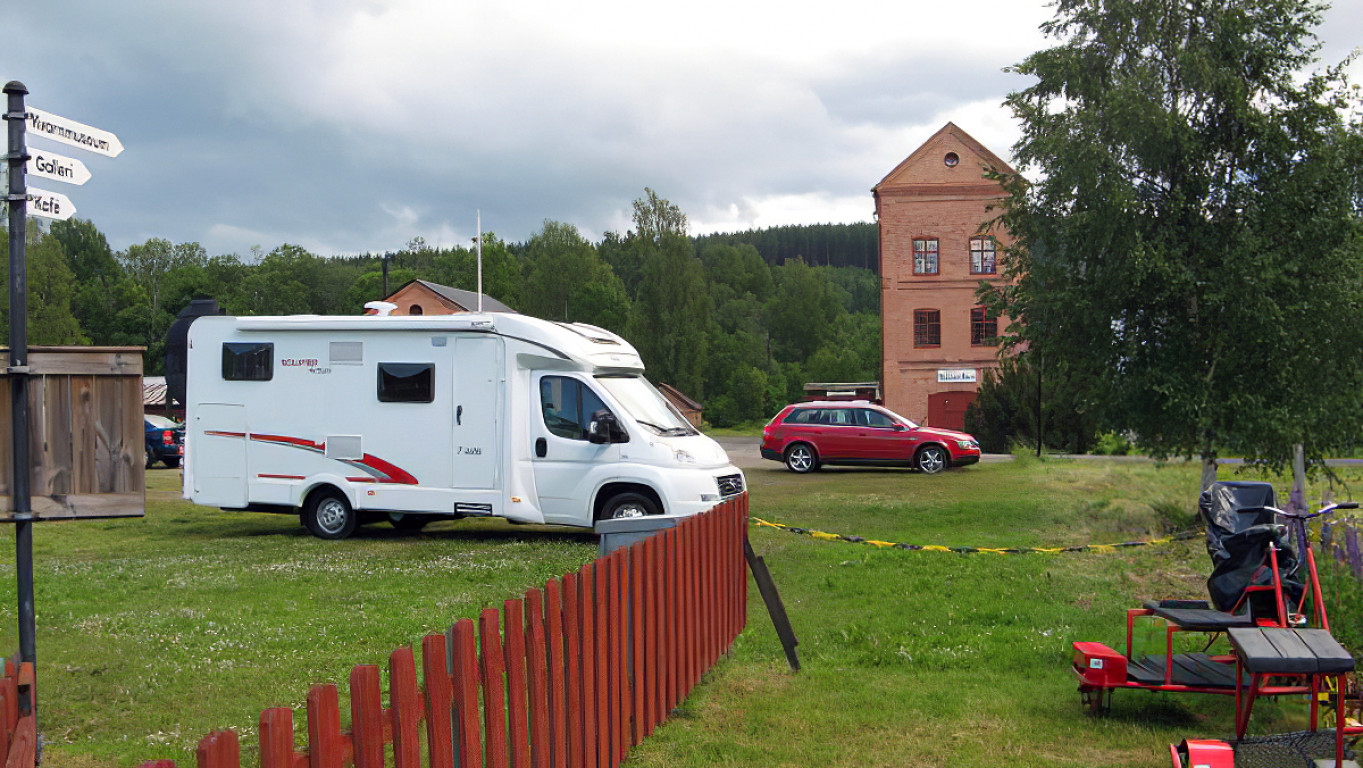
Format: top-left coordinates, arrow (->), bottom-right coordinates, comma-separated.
588,410 -> 627,444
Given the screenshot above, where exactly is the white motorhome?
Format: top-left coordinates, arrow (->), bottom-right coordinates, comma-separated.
182,311 -> 744,539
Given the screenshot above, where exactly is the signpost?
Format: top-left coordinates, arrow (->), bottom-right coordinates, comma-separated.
24,188 -> 76,220
4,81 -> 122,744
26,150 -> 91,186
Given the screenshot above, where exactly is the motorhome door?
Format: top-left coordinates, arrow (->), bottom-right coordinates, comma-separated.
192,403 -> 248,507
451,337 -> 501,489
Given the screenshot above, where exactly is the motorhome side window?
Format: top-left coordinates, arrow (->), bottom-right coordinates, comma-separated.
222,342 -> 274,381
377,363 -> 435,403
540,376 -> 609,440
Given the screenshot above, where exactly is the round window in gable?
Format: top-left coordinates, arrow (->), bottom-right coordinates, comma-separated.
944,152 -> 959,167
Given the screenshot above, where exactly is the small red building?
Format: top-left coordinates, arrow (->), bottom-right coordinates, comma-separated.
380,279 -> 514,315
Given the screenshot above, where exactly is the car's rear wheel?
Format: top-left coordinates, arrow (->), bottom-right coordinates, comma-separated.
162,457 -> 181,469
784,443 -> 818,473
145,446 -> 156,470
915,445 -> 947,474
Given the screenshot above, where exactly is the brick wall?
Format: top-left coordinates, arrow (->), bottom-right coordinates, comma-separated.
875,124 -> 1014,429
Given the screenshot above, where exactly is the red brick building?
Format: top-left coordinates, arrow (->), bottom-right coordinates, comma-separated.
379,279 -> 514,315
875,123 -> 1014,430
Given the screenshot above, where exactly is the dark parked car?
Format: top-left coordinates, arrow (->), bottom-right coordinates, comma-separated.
145,414 -> 185,469
760,401 -> 981,474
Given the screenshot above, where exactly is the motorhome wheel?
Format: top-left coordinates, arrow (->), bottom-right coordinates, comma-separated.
305,489 -> 358,540
602,492 -> 659,520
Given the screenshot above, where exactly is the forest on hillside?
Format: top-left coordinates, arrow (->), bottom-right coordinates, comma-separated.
2,191 -> 881,426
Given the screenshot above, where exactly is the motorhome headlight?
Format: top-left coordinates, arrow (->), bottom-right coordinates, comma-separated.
673,449 -> 696,465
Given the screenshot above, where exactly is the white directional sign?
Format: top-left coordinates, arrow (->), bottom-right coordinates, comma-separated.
26,107 -> 123,158
25,188 -> 76,221
26,149 -> 91,186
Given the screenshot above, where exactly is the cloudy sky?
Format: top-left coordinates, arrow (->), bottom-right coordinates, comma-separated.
5,1 -> 1361,258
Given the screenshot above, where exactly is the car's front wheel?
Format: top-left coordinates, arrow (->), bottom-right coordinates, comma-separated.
915,445 -> 947,474
784,443 -> 818,473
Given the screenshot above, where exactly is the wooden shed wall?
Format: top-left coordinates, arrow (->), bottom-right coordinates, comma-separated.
0,347 -> 145,520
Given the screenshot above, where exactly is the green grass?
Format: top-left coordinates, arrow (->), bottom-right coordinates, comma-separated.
2,460 -> 1360,767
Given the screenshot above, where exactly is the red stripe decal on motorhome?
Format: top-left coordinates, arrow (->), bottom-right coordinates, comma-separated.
249,433 -> 325,452
356,454 -> 419,485
258,474 -> 306,480
203,430 -> 419,485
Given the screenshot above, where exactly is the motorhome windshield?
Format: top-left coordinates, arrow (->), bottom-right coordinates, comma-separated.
596,376 -> 698,436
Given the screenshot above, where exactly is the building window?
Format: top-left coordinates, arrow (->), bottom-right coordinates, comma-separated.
944,152 -> 959,167
378,363 -> 435,403
913,309 -> 941,347
913,238 -> 939,275
971,307 -> 998,346
970,237 -> 997,275
222,342 -> 273,381
409,304 -> 424,315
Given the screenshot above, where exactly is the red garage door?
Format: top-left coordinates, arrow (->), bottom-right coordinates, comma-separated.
927,391 -> 976,432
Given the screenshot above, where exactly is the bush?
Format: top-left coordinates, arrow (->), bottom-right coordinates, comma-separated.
1092,431 -> 1132,456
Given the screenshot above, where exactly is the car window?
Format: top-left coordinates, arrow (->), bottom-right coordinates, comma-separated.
858,409 -> 896,428
782,408 -> 821,425
820,409 -> 854,426
540,376 -> 611,441
146,415 -> 179,429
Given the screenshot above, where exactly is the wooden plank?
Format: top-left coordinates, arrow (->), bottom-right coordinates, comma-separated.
349,665 -> 384,768
4,716 -> 34,768
421,634 -> 454,768
450,619 -> 483,768
480,608 -> 509,768
593,560 -> 608,768
70,375 -> 95,495
4,348 -> 145,377
197,730 -> 242,768
612,551 -> 627,766
306,684 -> 345,768
661,529 -> 674,716
122,373 -> 146,493
389,646 -> 421,768
524,589 -> 550,768
578,564 -> 597,768
259,708 -> 296,768
544,579 -> 567,768
562,572 -> 583,768
503,600 -> 529,768
629,543 -> 644,747
0,678 -> 13,761
0,492 -> 145,519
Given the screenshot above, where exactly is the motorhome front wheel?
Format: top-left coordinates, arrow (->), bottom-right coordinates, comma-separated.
601,492 -> 659,520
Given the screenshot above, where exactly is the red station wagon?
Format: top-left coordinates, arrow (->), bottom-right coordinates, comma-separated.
760,401 -> 981,474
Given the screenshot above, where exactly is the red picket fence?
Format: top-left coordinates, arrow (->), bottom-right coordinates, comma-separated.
0,657 -> 36,768
142,494 -> 748,768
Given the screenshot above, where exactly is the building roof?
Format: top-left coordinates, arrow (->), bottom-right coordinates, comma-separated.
656,382 -> 703,411
143,376 -> 168,407
873,122 -> 1017,193
392,279 -> 516,313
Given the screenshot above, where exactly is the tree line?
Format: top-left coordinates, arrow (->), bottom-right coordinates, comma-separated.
1,192 -> 880,427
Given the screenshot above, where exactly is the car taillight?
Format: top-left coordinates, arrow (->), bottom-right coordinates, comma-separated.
163,430 -> 173,445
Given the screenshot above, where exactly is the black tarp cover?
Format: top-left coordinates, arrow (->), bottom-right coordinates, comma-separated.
1196,481 -> 1302,616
